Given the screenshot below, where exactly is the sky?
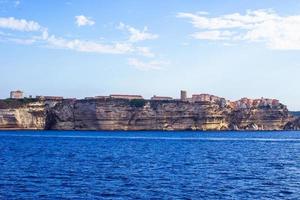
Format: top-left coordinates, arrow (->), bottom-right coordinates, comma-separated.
0,0 -> 300,110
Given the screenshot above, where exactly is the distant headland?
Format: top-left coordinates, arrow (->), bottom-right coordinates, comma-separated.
0,90 -> 299,131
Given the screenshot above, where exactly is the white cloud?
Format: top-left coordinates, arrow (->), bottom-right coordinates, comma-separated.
75,15 -> 95,27
43,34 -> 154,57
177,9 -> 300,50
0,17 -> 41,31
118,22 -> 158,42
177,10 -> 279,30
0,17 -> 156,58
46,35 -> 134,54
128,58 -> 168,71
136,46 -> 155,57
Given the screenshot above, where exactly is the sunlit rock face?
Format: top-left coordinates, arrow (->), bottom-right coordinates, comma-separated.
228,107 -> 290,130
0,98 -> 295,131
45,99 -> 291,131
0,101 -> 46,130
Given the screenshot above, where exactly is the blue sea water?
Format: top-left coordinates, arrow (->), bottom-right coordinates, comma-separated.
0,131 -> 300,199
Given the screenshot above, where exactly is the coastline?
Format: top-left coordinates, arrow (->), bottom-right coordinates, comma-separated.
0,98 -> 299,131
0,129 -> 299,132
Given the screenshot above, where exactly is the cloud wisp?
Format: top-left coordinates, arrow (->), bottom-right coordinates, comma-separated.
0,17 -> 41,31
0,17 -> 165,71
177,9 -> 300,50
75,15 -> 95,27
0,17 -> 156,57
45,35 -> 155,57
117,22 -> 158,43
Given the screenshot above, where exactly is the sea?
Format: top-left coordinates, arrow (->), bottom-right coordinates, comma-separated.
0,130 -> 300,199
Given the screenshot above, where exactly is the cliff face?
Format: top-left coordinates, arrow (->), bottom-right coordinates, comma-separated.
46,99 -> 292,131
228,108 -> 290,130
48,100 -> 229,130
0,101 -> 46,130
284,117 -> 300,130
0,98 -> 296,131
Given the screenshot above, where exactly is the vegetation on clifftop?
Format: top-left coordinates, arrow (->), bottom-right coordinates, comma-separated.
129,99 -> 146,108
0,98 -> 39,109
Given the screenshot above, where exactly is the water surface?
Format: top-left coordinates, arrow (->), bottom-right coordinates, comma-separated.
0,131 -> 300,199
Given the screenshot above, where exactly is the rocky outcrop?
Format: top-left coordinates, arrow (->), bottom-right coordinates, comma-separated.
228,107 -> 290,130
0,98 -> 297,131
48,99 -> 229,130
284,117 -> 300,130
46,99 -> 292,131
0,100 -> 46,130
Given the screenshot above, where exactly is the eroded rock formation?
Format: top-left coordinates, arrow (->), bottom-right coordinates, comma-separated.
0,98 -> 297,131
0,100 -> 46,130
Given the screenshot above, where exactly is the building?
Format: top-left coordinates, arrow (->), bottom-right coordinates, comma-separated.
151,95 -> 173,101
36,96 -> 63,101
210,95 -> 221,102
231,97 -> 281,109
192,94 -> 211,102
109,94 -> 143,100
272,99 -> 280,106
84,96 -> 109,100
180,90 -> 187,101
85,97 -> 96,100
95,96 -> 109,100
10,90 -> 24,99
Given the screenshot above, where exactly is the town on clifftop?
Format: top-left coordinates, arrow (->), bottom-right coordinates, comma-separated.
0,89 -> 299,131
8,89 -> 283,110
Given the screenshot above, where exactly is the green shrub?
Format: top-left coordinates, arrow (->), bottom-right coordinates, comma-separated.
0,98 -> 38,109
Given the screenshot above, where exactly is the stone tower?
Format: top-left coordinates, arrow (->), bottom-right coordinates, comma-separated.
180,90 -> 187,101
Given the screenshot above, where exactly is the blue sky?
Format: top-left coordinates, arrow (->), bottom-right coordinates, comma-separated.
1,0 -> 300,110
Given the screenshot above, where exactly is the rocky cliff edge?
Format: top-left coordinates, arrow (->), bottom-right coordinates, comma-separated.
0,98 -> 298,131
